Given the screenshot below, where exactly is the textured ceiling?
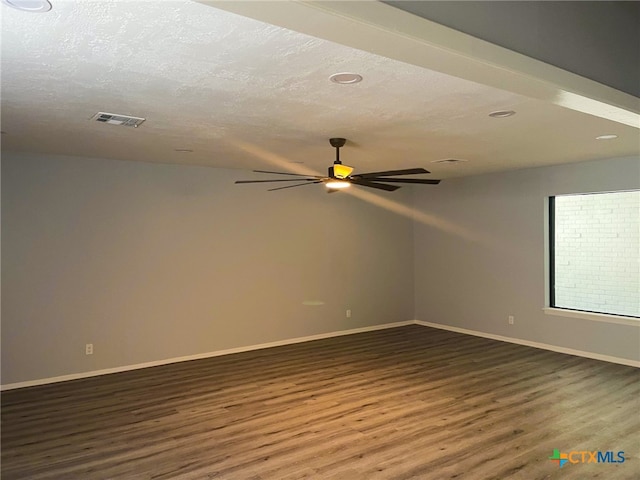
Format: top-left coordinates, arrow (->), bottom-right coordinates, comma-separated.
1,0 -> 638,179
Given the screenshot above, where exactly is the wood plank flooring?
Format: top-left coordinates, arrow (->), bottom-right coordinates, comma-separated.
2,325 -> 639,479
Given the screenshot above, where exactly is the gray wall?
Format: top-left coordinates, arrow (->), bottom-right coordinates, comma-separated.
1,153 -> 415,384
3,153 -> 639,386
413,156 -> 640,362
386,1 -> 640,97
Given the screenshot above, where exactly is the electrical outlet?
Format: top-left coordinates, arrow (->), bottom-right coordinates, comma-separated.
346,309 -> 352,318
508,315 -> 515,325
85,343 -> 94,355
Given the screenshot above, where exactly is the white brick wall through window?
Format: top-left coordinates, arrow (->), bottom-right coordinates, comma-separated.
552,190 -> 639,318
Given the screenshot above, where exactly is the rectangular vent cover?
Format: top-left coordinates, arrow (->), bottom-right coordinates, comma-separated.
92,112 -> 145,127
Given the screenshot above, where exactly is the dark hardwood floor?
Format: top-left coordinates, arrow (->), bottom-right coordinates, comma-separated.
2,325 -> 639,479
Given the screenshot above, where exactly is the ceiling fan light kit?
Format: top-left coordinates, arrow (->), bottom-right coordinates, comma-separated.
325,180 -> 351,189
235,138 -> 441,193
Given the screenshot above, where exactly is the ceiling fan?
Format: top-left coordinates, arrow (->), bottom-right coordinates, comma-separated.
235,138 -> 441,192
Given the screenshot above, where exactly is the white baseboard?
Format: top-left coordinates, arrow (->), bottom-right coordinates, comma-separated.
414,320 -> 640,368
4,318 -> 635,390
0,320 -> 414,391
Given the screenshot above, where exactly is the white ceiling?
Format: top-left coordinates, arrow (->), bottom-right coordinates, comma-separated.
1,0 -> 638,179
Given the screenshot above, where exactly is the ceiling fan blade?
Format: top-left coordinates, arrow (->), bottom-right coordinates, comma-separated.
235,178 -> 318,184
268,181 -> 323,191
253,170 -> 323,178
361,178 -> 441,185
350,179 -> 401,192
354,168 -> 430,178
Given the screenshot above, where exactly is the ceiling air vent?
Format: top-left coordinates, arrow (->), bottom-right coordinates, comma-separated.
92,112 -> 145,128
431,158 -> 468,164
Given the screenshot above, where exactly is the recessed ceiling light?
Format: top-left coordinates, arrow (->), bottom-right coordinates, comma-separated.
595,134 -> 618,140
174,149 -> 193,153
431,158 -> 468,164
329,73 -> 363,85
2,0 -> 52,12
488,110 -> 516,118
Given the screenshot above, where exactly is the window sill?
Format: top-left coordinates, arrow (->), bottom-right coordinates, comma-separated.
543,308 -> 640,327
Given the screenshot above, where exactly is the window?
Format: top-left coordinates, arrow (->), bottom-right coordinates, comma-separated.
549,190 -> 639,318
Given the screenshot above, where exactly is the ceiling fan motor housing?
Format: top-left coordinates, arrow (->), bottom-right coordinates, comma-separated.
330,164 -> 354,179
